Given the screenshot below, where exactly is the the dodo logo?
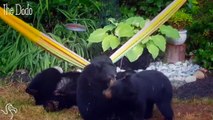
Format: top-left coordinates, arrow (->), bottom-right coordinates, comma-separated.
1,103 -> 17,120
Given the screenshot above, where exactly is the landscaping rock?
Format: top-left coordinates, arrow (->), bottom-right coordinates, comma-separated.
117,60 -> 201,88
145,61 -> 201,87
193,70 -> 206,80
185,76 -> 196,83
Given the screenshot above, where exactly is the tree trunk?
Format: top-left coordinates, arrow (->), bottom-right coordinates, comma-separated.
165,44 -> 186,63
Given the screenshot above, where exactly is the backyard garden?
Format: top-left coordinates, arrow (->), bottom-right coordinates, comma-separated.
0,0 -> 213,120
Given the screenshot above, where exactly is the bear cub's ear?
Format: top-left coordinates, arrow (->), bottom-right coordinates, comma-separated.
91,55 -> 112,64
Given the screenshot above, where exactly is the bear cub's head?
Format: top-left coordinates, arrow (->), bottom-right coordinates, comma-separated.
85,55 -> 117,86
103,70 -> 136,100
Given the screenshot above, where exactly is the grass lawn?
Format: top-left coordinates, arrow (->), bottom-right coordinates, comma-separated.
0,82 -> 213,120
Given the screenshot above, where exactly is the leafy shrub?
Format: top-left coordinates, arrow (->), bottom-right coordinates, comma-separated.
87,17 -> 179,62
167,9 -> 193,30
187,0 -> 213,70
119,0 -> 173,18
194,45 -> 213,70
99,0 -> 120,26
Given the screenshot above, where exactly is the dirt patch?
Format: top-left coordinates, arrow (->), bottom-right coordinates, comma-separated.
173,103 -> 213,120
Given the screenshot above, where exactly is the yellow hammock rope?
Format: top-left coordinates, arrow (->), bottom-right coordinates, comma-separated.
0,0 -> 186,68
0,7 -> 90,68
110,0 -> 186,63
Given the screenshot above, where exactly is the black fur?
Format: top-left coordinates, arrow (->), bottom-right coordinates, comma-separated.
26,68 -> 62,105
104,70 -> 174,120
77,55 -> 117,120
44,71 -> 81,112
25,68 -> 80,112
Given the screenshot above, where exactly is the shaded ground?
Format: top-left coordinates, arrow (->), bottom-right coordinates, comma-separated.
174,76 -> 213,99
0,76 -> 213,120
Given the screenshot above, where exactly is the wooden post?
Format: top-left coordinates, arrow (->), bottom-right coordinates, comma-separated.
165,44 -> 186,63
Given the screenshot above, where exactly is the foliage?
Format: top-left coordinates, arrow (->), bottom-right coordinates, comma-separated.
186,0 -> 213,70
185,0 -> 200,14
119,5 -> 137,18
194,46 -> 213,70
0,0 -> 101,77
0,19 -> 99,77
0,25 -> 70,77
87,17 -> 179,62
119,0 -> 173,18
99,0 -> 120,26
0,0 -> 101,30
167,9 -> 193,30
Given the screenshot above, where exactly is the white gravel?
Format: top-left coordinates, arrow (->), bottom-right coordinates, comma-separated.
117,60 -> 201,88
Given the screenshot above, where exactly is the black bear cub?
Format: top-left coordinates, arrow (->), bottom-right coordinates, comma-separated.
26,67 -> 62,106
77,55 -> 117,120
103,70 -> 174,120
26,67 -> 80,112
44,71 -> 81,112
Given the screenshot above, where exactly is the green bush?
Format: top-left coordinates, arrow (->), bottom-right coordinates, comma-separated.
167,9 -> 193,30
119,0 -> 173,18
87,17 -> 179,62
194,47 -> 213,70
187,0 -> 213,69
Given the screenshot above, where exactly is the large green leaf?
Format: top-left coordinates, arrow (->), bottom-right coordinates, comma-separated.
125,44 -> 144,62
125,16 -> 146,28
102,35 -> 110,52
141,37 -> 151,44
146,41 -> 159,59
151,35 -> 166,52
115,22 -> 134,37
102,35 -> 120,51
108,18 -> 118,25
109,36 -> 120,49
103,25 -> 116,32
88,28 -> 107,43
159,25 -> 180,39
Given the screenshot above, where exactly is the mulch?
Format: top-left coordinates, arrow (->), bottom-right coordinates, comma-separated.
174,76 -> 213,99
